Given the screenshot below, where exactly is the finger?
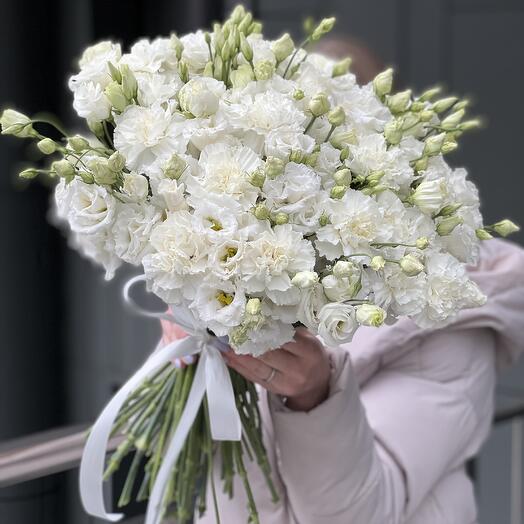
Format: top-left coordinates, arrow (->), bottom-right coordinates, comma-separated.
282,329 -> 323,356
224,355 -> 287,394
225,352 -> 274,380
259,347 -> 297,371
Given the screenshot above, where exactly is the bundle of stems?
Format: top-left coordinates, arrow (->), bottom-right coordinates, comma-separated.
104,360 -> 279,523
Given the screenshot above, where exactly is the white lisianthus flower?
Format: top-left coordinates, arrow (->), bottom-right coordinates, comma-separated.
193,142 -> 261,209
291,271 -> 319,289
122,173 -> 149,202
178,77 -> 226,118
143,211 -> 209,303
72,82 -> 112,122
180,30 -> 209,73
318,302 -> 358,347
191,281 -> 246,337
113,204 -> 161,264
240,224 -> 316,305
57,179 -> 117,234
322,273 -> 361,302
113,105 -> 192,171
296,282 -> 328,329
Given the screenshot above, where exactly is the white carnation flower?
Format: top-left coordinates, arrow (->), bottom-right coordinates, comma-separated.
113,203 -> 161,264
69,41 -> 121,88
136,72 -> 182,106
192,142 -> 261,209
180,30 -> 209,74
414,253 -> 486,328
120,38 -> 177,74
234,320 -> 295,356
318,303 -> 358,347
113,105 -> 192,171
155,179 -> 188,212
316,189 -> 390,259
240,224 -> 315,305
178,77 -> 225,118
71,82 -> 112,122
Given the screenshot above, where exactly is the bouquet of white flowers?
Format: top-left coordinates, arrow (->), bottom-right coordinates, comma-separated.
2,5 -> 519,524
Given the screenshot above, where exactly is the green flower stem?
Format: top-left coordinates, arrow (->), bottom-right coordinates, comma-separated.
325,124 -> 336,142
203,396 -> 220,523
31,118 -> 68,137
304,115 -> 317,134
221,441 -> 234,498
282,37 -> 309,79
233,441 -> 260,524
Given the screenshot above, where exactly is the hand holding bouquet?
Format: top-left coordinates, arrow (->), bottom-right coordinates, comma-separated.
2,5 -> 519,523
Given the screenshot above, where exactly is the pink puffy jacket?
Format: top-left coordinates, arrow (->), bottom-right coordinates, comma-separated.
189,239 -> 524,524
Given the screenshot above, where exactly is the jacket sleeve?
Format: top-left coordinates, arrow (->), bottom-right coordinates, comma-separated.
267,326 -> 496,523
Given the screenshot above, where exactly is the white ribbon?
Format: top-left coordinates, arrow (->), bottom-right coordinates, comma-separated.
79,275 -> 242,523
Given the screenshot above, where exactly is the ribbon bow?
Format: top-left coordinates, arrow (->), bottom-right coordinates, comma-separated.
79,275 -> 242,524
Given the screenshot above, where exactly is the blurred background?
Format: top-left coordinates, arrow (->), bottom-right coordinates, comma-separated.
0,0 -> 523,522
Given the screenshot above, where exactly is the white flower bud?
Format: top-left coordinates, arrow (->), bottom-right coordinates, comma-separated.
309,92 -> 330,117
333,168 -> 351,186
475,228 -> 493,240
370,256 -> 386,271
273,212 -> 289,225
491,219 -> 520,237
415,236 -> 430,250
52,159 -> 76,181
245,297 -> 261,316
410,179 -> 447,214
37,138 -> 57,155
384,119 -> 403,145
229,325 -> 249,347
459,119 -> 482,132
419,86 -> 442,102
1,109 -> 35,137
373,68 -> 393,98
436,202 -> 462,217
330,185 -> 347,199
400,253 -> 425,276
239,33 -> 253,62
163,154 -> 187,180
88,158 -> 116,185
322,274 -> 360,302
432,96 -> 458,113
332,57 -> 351,77
170,34 -> 184,60
440,109 -> 465,131
436,215 -> 463,236
356,304 -> 386,327
293,89 -> 305,100
253,203 -> 270,220
123,173 -> 149,201
327,105 -> 346,126
265,156 -> 285,178
413,156 -> 429,172
292,271 -> 319,289
332,260 -> 356,279
230,64 -> 254,88
248,167 -> 265,188
422,132 -> 446,156
387,89 -> 412,113
441,139 -> 458,154
107,151 -> 126,172
254,60 -> 275,80
319,212 -> 330,226
19,168 -> 39,179
271,33 -> 294,62
366,170 -> 385,186
120,64 -> 138,100
330,130 -> 356,149
104,81 -> 128,112
311,17 -> 336,41
68,135 -> 90,152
